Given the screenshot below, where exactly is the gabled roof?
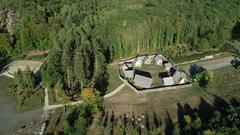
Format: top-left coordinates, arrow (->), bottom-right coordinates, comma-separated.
138,56 -> 143,60
134,56 -> 145,66
172,71 -> 186,83
163,77 -> 174,86
122,63 -> 129,70
143,55 -> 155,61
164,62 -> 172,68
134,70 -> 153,88
123,68 -> 134,78
125,62 -> 133,68
154,55 -> 163,62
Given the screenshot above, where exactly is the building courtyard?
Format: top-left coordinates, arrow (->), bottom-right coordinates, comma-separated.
118,54 -> 189,90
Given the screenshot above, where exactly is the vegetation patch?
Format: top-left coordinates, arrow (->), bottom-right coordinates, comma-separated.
209,66 -> 240,101
8,68 -> 44,111
106,64 -> 123,93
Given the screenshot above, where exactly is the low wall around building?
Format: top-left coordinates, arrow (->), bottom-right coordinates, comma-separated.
117,61 -> 193,94
118,69 -> 192,94
136,83 -> 192,94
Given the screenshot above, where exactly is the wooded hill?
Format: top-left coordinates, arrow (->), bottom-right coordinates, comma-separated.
0,0 -> 240,91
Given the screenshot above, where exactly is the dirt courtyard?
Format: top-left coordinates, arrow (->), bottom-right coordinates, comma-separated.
0,60 -> 43,78
103,85 -> 212,123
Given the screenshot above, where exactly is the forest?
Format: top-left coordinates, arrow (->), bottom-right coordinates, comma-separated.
1,0 -> 239,93
0,0 -> 240,134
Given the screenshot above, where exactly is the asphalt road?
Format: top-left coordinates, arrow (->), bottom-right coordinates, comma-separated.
177,56 -> 235,75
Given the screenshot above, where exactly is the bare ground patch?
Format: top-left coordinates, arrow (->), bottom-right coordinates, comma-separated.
103,85 -> 211,122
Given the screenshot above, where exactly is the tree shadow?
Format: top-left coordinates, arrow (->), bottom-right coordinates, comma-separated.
230,98 -> 240,107
165,111 -> 174,135
145,113 -> 150,131
183,104 -> 195,119
175,95 -> 239,135
103,111 -> 109,127
188,64 -> 206,77
177,103 -> 185,130
153,111 -> 161,128
212,95 -> 229,112
110,111 -> 115,124
95,73 -> 109,96
231,21 -> 240,39
67,107 -> 81,126
197,97 -> 215,123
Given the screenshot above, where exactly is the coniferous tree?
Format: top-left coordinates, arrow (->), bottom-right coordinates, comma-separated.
74,45 -> 85,89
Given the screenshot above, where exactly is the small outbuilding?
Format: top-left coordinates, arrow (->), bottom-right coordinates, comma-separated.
133,71 -> 153,88
154,55 -> 164,65
123,68 -> 134,78
164,62 -> 172,71
172,71 -> 186,84
121,63 -> 129,71
134,56 -> 145,67
162,77 -> 175,86
143,55 -> 155,64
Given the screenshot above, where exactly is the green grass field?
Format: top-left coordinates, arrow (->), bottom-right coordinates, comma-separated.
14,88 -> 44,112
210,66 -> 240,101
106,64 -> 123,93
103,65 -> 239,118
102,64 -> 239,135
0,76 -> 44,112
0,76 -> 42,134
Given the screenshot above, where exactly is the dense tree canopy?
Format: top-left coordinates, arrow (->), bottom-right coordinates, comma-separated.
179,105 -> 240,135
0,0 -> 239,90
14,67 -> 36,90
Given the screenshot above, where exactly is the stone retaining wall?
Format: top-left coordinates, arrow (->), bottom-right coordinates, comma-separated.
136,83 -> 192,94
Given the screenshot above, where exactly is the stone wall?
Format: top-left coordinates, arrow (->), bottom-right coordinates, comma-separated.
118,68 -> 193,94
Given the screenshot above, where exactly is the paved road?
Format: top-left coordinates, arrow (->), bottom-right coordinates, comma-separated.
177,56 -> 235,75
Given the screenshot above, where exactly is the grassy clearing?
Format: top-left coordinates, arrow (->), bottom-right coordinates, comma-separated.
12,87 -> 44,112
103,65 -> 240,120
106,64 -> 123,93
0,76 -> 44,112
98,84 -> 210,134
209,66 -> 240,101
0,76 -> 42,134
103,84 -> 207,121
171,49 -> 224,64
